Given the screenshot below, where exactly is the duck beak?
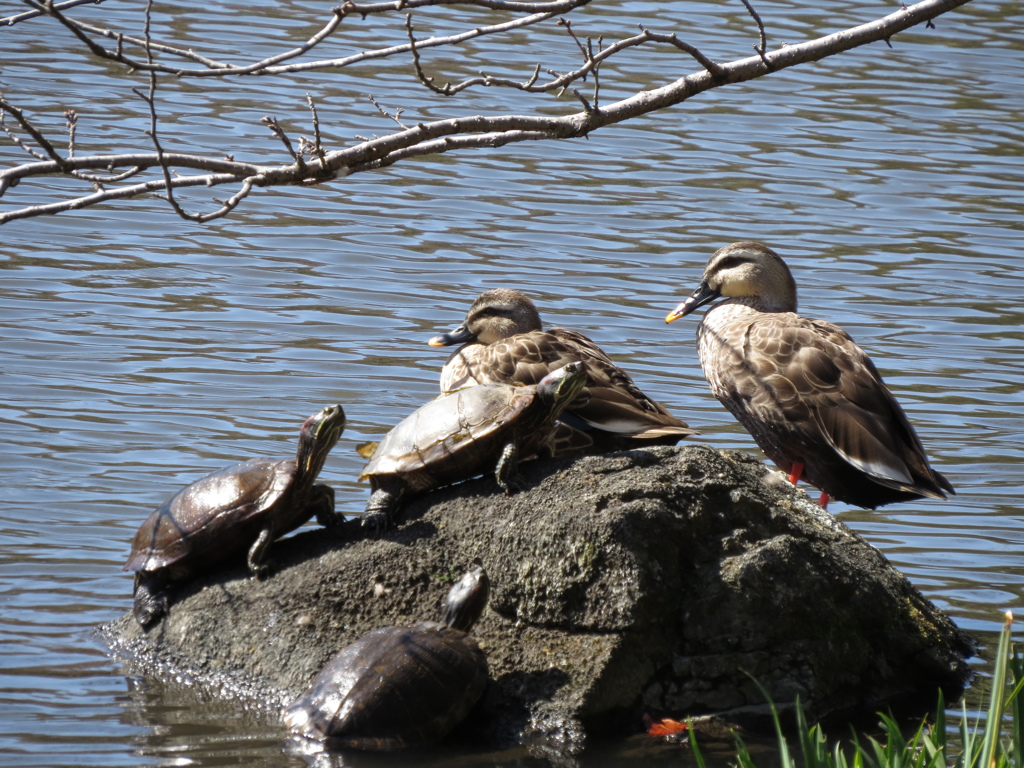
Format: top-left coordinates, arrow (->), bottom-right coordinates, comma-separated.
666,280 -> 720,323
428,323 -> 476,347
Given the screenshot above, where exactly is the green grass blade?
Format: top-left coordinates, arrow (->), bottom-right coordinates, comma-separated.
717,618 -> 1017,768
688,720 -> 709,768
980,614 -> 1014,768
1007,640 -> 1024,768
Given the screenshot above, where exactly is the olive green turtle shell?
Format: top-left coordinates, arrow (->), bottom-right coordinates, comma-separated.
360,383 -> 548,492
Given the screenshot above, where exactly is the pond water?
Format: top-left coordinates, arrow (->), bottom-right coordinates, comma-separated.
1,0 -> 1022,765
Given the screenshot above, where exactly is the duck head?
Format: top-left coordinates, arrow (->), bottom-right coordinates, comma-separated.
666,241 -> 798,321
430,288 -> 543,346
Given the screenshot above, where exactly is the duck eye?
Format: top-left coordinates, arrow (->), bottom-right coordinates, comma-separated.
716,255 -> 747,271
479,306 -> 514,319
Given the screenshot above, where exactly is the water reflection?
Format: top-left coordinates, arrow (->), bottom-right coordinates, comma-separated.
2,0 -> 1023,766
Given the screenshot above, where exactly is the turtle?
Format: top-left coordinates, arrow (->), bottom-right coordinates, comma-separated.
359,361 -> 587,531
124,404 -> 346,629
283,565 -> 490,751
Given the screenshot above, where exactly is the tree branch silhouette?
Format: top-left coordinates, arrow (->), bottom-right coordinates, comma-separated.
0,0 -> 973,225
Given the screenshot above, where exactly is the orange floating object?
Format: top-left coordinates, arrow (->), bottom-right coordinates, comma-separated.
647,718 -> 690,736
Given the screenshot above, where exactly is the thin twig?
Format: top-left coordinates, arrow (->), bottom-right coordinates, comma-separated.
22,0 -> 591,77
738,0 -> 770,67
559,17 -> 589,68
306,94 -> 327,164
419,26 -> 722,97
261,116 -> 309,174
0,110 -> 47,163
0,95 -> 71,167
65,109 -> 78,158
573,89 -> 594,115
367,96 -> 408,130
135,0 -> 193,221
407,13 -> 451,95
642,29 -> 724,77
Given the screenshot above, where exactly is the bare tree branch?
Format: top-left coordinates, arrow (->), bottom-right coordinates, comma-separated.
409,22 -> 723,98
1,0 -> 104,27
0,0 -> 974,224
20,0 -> 592,77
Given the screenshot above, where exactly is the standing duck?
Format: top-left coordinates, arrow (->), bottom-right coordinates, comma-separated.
429,288 -> 695,454
665,241 -> 954,509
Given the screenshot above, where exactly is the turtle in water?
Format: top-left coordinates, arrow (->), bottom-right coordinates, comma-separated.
359,361 -> 587,531
124,404 -> 346,629
284,565 -> 490,751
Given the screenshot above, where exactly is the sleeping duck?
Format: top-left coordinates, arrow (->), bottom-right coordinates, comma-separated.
429,288 -> 695,454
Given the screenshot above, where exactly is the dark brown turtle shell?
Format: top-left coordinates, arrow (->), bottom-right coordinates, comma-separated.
284,567 -> 489,750
284,623 -> 487,750
124,404 -> 345,628
126,457 -> 321,576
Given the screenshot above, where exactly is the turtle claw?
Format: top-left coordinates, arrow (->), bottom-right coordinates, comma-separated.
498,474 -> 526,496
251,561 -> 273,581
362,488 -> 398,535
360,510 -> 390,535
315,508 -> 346,531
247,529 -> 275,579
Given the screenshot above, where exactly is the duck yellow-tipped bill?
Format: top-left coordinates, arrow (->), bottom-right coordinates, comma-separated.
665,303 -> 688,323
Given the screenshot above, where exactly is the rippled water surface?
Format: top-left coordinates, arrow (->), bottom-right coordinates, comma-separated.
1,0 -> 1022,765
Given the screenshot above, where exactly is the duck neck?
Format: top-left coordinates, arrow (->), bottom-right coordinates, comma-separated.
724,292 -> 796,314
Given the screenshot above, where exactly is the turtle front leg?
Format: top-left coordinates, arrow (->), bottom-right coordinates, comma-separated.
133,572 -> 169,630
362,485 -> 401,534
247,528 -> 273,580
307,483 -> 342,529
495,442 -> 524,495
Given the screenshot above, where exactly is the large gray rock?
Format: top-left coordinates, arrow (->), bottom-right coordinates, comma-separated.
101,445 -> 973,752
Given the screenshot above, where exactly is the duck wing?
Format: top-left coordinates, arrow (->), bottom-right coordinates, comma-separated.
741,314 -> 951,498
439,328 -> 694,438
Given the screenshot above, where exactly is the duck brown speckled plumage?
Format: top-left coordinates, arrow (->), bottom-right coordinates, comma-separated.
429,288 -> 695,454
666,241 -> 954,509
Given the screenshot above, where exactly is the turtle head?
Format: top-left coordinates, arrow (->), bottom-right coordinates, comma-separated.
537,361 -> 587,413
441,565 -> 489,632
296,404 -> 346,480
